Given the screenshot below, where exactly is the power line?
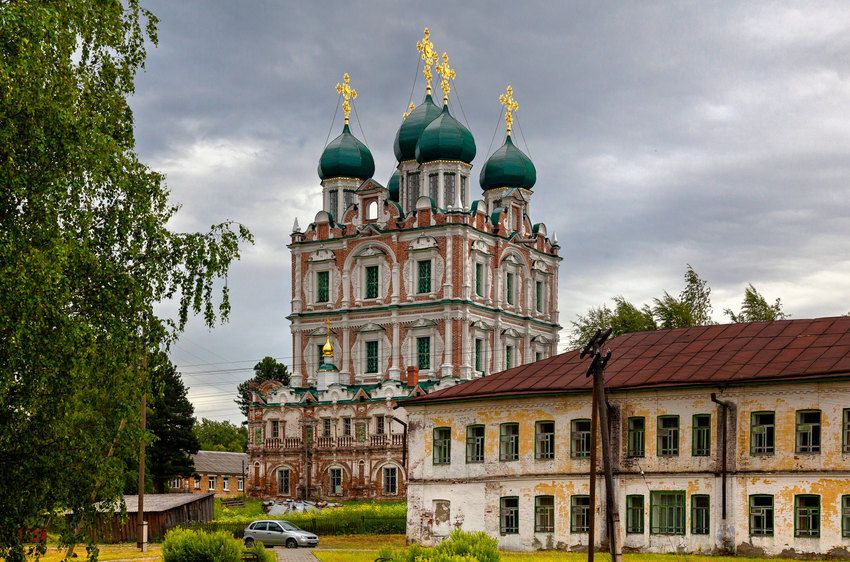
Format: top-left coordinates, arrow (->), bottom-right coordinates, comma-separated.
324,93 -> 341,148
486,107 -> 504,158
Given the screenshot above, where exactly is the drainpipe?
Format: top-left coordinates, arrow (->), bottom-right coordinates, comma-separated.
710,393 -> 732,520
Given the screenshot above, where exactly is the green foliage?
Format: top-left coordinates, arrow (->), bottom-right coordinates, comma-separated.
244,540 -> 276,562
0,2 -> 251,559
236,356 -> 291,417
569,297 -> 655,348
725,284 -> 787,323
377,530 -> 498,562
161,528 -> 242,562
652,265 -> 713,329
195,418 -> 248,453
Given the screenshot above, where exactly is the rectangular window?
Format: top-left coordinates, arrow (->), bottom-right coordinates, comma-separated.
417,260 -> 432,294
365,340 -> 379,374
505,345 -> 514,369
365,265 -> 379,299
535,421 -> 555,460
343,417 -> 352,436
751,411 -> 775,455
650,491 -> 685,535
194,477 -> 200,490
278,468 -> 290,495
383,466 -> 398,494
323,418 -> 332,436
535,351 -> 543,362
535,280 -> 543,313
657,416 -> 680,457
794,495 -> 820,537
626,495 -> 644,534
330,468 -> 342,495
571,496 -> 590,533
433,427 -> 451,465
237,477 -> 244,492
429,173 -> 438,201
475,263 -> 484,297
844,409 -> 850,453
317,344 -> 325,366
627,417 -> 645,458
693,414 -> 711,456
571,419 -> 592,458
208,475 -> 216,491
316,271 -> 329,303
500,423 -> 519,461
445,172 -> 456,206
506,272 -> 514,305
475,338 -> 483,373
796,410 -> 821,453
375,415 -> 385,435
500,497 -> 519,535
417,336 -> 431,370
466,425 -> 485,463
460,175 -> 468,206
691,495 -> 710,534
222,476 -> 230,492
842,495 -> 850,538
535,495 -> 555,533
328,189 -> 338,219
270,420 -> 280,439
749,495 -> 774,536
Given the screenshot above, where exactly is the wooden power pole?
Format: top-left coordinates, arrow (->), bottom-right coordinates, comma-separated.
581,329 -> 622,562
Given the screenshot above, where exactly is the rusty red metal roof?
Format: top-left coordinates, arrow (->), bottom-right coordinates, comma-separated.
408,316 -> 850,406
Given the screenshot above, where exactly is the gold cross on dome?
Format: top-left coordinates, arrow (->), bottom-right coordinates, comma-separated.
336,72 -> 358,125
435,52 -> 456,105
499,85 -> 519,135
402,102 -> 415,120
416,28 -> 437,95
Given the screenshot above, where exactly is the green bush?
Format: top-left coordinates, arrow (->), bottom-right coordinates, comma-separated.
245,540 -> 276,562
377,530 -> 499,562
161,527 -> 243,562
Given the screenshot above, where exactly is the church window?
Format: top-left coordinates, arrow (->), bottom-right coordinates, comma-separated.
475,338 -> 484,373
375,414 -> 386,435
316,271 -> 329,303
535,351 -> 543,362
366,199 -> 377,220
365,340 -> 379,373
343,417 -> 352,436
323,418 -> 332,436
428,173 -> 438,201
343,190 -> 355,211
328,189 -> 338,219
505,345 -> 514,369
365,265 -> 379,299
317,344 -> 325,366
445,173 -> 456,207
270,420 -> 280,439
475,263 -> 484,297
329,468 -> 343,495
506,272 -> 514,305
417,260 -> 431,293
460,175 -> 468,207
417,337 -> 431,370
536,280 -> 543,312
383,466 -> 398,494
406,172 -> 420,209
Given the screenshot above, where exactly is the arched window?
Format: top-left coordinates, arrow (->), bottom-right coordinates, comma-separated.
366,200 -> 378,220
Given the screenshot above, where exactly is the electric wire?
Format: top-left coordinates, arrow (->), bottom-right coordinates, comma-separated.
514,112 -> 533,160
450,79 -> 471,131
486,107 -> 505,158
406,57 -> 422,111
352,101 -> 369,149
323,94 -> 342,148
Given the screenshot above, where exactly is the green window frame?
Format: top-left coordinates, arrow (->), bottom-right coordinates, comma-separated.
650,491 -> 685,535
843,409 -> 850,454
506,272 -> 514,305
842,495 -> 850,538
365,340 -> 378,374
505,345 -> 513,369
794,494 -> 820,537
535,280 -> 543,312
417,260 -> 431,294
466,425 -> 485,464
475,263 -> 483,297
795,410 -> 821,454
475,338 -> 483,373
432,427 -> 451,465
535,495 -> 555,533
535,351 -> 543,362
499,423 -> 519,461
750,411 -> 775,455
365,265 -> 379,299
657,415 -> 680,457
500,496 -> 519,535
571,418 -> 592,458
692,414 -> 711,456
627,417 -> 645,458
535,421 -> 555,460
417,336 -> 430,370
316,271 -> 329,303
570,495 -> 590,533
691,494 -> 710,535
749,494 -> 774,536
626,495 -> 644,534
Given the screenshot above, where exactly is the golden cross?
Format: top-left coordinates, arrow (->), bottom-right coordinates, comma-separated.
499,85 -> 519,135
402,102 -> 415,120
336,73 -> 358,125
416,28 -> 437,95
435,52 -> 456,105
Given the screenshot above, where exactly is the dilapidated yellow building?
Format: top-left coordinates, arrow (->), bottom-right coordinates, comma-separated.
404,317 -> 850,558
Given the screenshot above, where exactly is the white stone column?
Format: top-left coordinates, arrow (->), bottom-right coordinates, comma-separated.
441,313 -> 453,378
293,326 -> 303,385
437,168 -> 445,209
341,315 -> 351,382
389,309 -> 401,380
444,234 -> 453,297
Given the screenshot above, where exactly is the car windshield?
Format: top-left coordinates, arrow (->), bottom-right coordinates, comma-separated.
280,521 -> 301,532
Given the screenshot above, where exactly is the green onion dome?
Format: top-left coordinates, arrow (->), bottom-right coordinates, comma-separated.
415,105 -> 476,164
479,134 -> 536,190
393,94 -> 442,162
387,170 -> 400,201
318,124 -> 375,181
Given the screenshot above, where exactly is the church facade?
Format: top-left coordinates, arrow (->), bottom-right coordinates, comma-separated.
246,29 -> 561,501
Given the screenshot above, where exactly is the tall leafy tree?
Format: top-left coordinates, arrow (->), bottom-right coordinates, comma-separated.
568,297 -> 655,349
194,418 -> 248,452
0,2 -> 252,559
725,284 -> 787,323
236,357 -> 291,417
652,265 -> 714,329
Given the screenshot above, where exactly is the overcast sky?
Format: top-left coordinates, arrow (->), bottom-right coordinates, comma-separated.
131,2 -> 850,424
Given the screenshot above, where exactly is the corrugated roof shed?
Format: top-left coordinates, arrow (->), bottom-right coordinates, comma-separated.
120,493 -> 214,513
408,316 -> 850,405
192,451 -> 248,475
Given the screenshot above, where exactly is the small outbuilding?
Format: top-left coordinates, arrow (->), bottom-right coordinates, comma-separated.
91,493 -> 214,542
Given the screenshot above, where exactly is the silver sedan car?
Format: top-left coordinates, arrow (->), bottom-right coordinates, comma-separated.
243,520 -> 319,549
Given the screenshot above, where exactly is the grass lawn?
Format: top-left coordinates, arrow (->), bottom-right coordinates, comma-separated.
31,544 -> 162,561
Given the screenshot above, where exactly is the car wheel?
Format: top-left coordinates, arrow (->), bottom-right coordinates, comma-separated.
285,538 -> 298,549
244,537 -> 254,548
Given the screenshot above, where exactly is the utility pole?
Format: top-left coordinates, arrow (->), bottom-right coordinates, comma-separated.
137,351 -> 148,552
581,329 -> 621,562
